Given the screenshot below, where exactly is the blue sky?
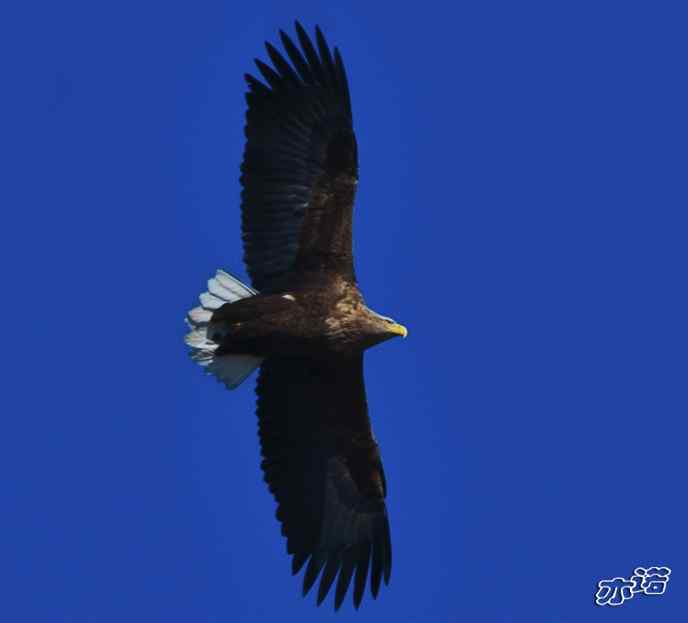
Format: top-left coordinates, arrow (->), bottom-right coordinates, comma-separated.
3,1 -> 687,621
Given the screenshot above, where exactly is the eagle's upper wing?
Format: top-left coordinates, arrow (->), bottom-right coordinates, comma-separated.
241,22 -> 358,292
256,355 -> 391,610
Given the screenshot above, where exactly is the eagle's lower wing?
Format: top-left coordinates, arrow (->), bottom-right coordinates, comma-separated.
256,355 -> 391,610
241,22 -> 358,292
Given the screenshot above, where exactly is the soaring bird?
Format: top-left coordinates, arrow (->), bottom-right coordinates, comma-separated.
185,21 -> 406,611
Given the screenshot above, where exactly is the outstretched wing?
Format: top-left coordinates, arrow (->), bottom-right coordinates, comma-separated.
256,355 -> 392,610
241,22 -> 358,292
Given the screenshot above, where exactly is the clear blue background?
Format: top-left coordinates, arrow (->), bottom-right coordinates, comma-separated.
3,1 -> 686,621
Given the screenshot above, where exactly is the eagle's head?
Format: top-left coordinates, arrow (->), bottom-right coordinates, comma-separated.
362,307 -> 408,346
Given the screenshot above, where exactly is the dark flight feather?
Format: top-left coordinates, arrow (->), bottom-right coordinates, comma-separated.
335,548 -> 357,611
316,553 -> 341,605
315,26 -> 337,86
265,41 -> 301,86
295,21 -> 328,87
254,59 -> 283,91
279,29 -> 314,85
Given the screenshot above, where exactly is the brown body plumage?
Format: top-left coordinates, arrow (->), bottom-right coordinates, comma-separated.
185,21 -> 406,611
209,275 -> 402,357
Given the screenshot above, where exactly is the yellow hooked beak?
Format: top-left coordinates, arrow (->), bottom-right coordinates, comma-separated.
389,323 -> 408,338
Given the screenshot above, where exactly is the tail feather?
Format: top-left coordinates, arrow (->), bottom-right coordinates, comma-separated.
185,269 -> 263,389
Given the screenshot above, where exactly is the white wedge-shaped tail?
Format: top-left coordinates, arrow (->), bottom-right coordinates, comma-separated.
185,269 -> 263,389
